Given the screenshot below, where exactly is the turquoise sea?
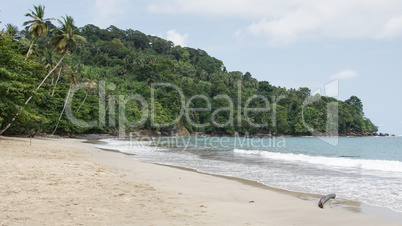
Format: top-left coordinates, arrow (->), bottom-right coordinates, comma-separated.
96,136 -> 402,213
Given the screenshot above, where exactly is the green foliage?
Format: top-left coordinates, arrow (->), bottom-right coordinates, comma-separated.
275,105 -> 290,134
0,33 -> 49,133
0,13 -> 378,136
50,15 -> 86,55
345,95 -> 363,115
5,24 -> 19,39
23,4 -> 54,39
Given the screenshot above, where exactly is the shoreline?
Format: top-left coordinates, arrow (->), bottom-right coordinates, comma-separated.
15,131 -> 398,141
86,139 -> 402,223
160,164 -> 402,223
85,137 -> 402,223
1,136 -> 401,225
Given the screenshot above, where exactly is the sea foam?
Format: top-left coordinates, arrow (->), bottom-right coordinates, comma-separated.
233,149 -> 402,173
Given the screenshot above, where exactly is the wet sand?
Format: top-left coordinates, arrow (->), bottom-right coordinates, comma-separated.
0,136 -> 401,225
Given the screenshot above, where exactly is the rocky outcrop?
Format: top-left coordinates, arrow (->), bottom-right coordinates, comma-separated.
174,125 -> 191,137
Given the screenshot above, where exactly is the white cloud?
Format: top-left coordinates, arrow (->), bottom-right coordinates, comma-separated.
375,15 -> 402,40
147,0 -> 402,46
93,0 -> 130,28
166,29 -> 189,47
329,69 -> 359,80
243,8 -> 323,46
148,0 -> 270,17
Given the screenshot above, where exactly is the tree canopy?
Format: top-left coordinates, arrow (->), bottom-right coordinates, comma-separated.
0,7 -> 378,136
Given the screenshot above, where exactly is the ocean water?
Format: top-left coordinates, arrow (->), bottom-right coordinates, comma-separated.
95,136 -> 402,213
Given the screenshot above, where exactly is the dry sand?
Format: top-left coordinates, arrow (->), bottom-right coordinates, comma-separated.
0,136 -> 401,225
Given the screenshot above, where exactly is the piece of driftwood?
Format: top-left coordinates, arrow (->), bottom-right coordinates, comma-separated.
318,194 -> 336,208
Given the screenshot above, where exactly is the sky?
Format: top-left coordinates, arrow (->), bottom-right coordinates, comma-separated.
1,0 -> 402,134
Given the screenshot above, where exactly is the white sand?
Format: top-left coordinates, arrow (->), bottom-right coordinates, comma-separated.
0,136 -> 400,225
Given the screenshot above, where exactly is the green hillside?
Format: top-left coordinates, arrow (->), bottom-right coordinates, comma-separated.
0,6 -> 378,136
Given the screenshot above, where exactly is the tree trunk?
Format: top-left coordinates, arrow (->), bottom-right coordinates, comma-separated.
0,113 -> 17,134
49,70 -> 55,94
25,39 -> 35,61
52,88 -> 71,135
36,52 -> 67,91
51,67 -> 63,97
76,92 -> 88,113
0,52 -> 67,135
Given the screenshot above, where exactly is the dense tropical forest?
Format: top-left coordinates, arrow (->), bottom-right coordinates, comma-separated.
0,5 -> 378,136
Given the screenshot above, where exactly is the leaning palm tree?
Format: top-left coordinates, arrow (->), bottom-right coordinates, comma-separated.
23,4 -> 54,60
0,15 -> 85,135
39,48 -> 58,86
52,65 -> 79,135
35,15 -> 86,98
51,64 -> 67,97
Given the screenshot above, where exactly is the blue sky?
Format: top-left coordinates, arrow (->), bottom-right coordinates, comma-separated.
1,0 -> 402,134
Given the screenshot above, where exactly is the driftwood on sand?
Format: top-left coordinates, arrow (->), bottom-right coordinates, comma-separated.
318,194 -> 336,208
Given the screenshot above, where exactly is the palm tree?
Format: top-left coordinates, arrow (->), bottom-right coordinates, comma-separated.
40,48 -> 56,70
39,48 -> 57,85
51,64 -> 67,97
23,4 -> 54,61
0,15 -> 85,135
52,65 -> 80,135
34,15 -> 86,98
5,24 -> 20,40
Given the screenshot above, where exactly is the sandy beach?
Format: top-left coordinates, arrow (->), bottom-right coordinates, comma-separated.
0,136 -> 401,225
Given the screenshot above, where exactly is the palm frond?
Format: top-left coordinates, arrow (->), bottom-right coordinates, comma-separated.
49,15 -> 86,55
23,4 -> 52,38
